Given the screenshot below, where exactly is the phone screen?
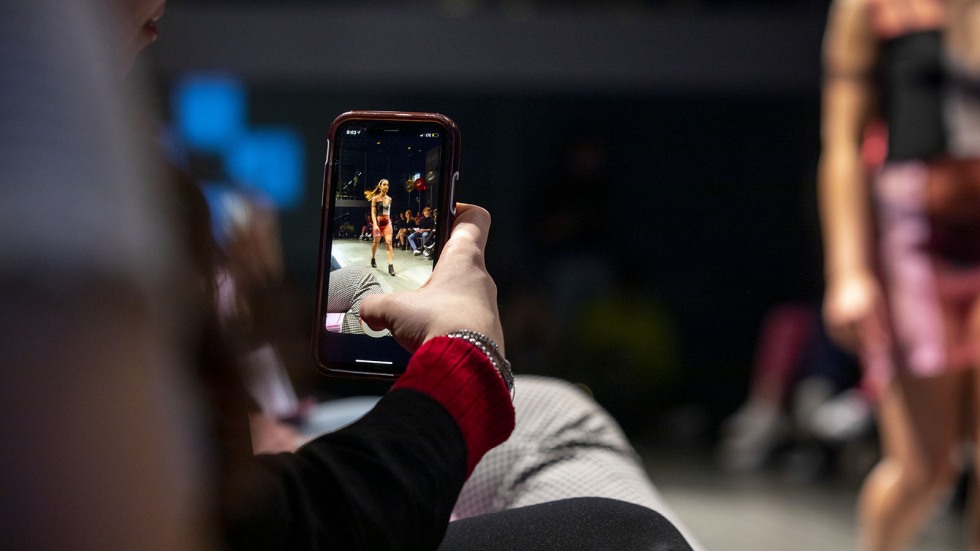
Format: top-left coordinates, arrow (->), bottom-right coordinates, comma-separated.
314,113 -> 458,378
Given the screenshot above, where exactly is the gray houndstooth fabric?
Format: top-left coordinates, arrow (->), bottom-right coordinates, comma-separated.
453,375 -> 674,517
326,266 -> 383,334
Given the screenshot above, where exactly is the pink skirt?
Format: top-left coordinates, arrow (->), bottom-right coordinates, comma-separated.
863,161 -> 980,395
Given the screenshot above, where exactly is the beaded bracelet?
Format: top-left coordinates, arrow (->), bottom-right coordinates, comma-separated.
446,330 -> 515,398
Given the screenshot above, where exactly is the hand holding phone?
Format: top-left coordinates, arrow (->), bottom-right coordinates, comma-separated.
313,111 -> 460,378
360,203 -> 504,355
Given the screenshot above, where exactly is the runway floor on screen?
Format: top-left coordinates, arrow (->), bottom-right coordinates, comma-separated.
331,238 -> 435,293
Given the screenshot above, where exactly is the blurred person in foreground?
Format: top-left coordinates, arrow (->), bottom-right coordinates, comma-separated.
1,1 -> 694,549
819,0 -> 980,548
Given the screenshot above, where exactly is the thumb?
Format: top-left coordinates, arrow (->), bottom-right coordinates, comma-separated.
359,292 -> 427,352
359,293 -> 391,332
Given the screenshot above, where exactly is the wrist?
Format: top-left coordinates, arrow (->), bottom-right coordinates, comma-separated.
445,330 -> 514,398
393,337 -> 516,475
827,267 -> 875,287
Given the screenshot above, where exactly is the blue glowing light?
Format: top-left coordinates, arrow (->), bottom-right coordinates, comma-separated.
226,129 -> 304,208
171,74 -> 305,210
172,75 -> 246,153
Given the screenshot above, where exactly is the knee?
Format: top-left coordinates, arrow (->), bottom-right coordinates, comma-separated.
514,376 -> 600,411
887,453 -> 960,496
511,375 -> 630,441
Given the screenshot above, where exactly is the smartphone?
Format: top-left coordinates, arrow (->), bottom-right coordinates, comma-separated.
313,111 -> 459,379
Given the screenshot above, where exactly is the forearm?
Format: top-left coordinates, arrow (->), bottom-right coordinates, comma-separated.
241,391 -> 466,550
819,0 -> 878,284
818,146 -> 874,283
231,338 -> 514,550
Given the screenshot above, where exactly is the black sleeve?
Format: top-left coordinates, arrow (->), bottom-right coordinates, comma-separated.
440,497 -> 694,551
225,389 -> 468,550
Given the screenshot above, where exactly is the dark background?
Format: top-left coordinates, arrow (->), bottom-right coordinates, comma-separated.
149,0 -> 831,439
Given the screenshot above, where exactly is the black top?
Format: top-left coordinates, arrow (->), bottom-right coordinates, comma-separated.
375,197 -> 391,218
393,216 -> 411,232
879,30 -> 947,161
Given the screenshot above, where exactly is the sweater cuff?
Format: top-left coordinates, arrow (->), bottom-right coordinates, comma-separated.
392,336 -> 515,476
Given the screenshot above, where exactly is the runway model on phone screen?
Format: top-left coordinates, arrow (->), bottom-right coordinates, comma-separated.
820,1 -> 980,549
366,179 -> 396,276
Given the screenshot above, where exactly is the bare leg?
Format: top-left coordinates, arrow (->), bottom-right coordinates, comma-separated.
968,300 -> 980,550
858,370 -> 966,551
385,231 -> 394,265
969,466 -> 980,551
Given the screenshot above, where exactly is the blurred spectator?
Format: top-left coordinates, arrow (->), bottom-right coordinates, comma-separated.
718,302 -> 873,480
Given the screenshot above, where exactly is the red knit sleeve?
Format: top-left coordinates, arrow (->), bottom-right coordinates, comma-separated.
391,336 -> 515,476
